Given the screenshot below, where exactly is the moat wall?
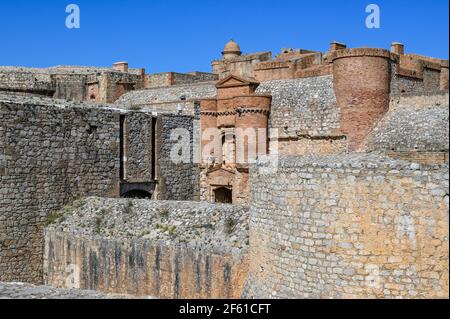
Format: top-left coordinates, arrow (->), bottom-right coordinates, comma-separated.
43,199 -> 249,299
44,232 -> 248,299
244,154 -> 449,299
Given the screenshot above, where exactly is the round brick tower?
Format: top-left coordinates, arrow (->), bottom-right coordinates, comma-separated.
233,95 -> 271,164
200,98 -> 219,162
331,49 -> 393,151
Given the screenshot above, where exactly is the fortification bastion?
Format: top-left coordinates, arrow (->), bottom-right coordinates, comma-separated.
245,153 -> 449,299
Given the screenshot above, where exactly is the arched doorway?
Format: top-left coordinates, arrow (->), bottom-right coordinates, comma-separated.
214,187 -> 233,204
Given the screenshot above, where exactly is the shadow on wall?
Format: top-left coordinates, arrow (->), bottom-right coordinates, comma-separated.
44,231 -> 248,299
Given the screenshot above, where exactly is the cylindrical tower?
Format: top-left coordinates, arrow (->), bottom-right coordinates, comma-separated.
200,99 -> 219,163
233,95 -> 271,164
331,49 -> 393,151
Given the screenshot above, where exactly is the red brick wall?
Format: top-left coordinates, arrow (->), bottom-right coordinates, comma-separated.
217,85 -> 253,99
86,83 -> 100,102
332,49 -> 391,151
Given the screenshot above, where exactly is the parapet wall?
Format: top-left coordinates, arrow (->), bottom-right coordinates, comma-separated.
44,198 -> 249,299
0,71 -> 55,96
116,82 -> 216,114
0,67 -> 144,103
245,154 -> 449,299
145,72 -> 217,88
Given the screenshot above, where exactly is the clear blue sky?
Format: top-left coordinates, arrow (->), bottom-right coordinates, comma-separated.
0,0 -> 448,73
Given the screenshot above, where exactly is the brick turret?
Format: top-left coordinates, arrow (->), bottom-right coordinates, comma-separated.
331,48 -> 393,151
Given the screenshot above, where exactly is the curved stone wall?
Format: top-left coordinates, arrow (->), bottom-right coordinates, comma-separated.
244,154 -> 449,299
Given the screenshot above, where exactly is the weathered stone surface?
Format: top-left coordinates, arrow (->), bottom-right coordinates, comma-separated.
0,94 -> 156,283
244,153 -> 449,299
116,82 -> 217,115
0,94 -> 122,283
44,197 -> 249,299
157,114 -> 200,201
257,76 -> 339,137
0,66 -> 144,103
0,40 -> 448,300
367,92 -> 449,153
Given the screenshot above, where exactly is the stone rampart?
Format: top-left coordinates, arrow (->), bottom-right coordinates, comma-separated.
244,153 -> 449,299
44,198 -> 249,299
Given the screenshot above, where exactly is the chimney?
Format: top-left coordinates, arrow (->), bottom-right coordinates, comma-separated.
391,42 -> 405,55
112,62 -> 129,73
329,41 -> 347,52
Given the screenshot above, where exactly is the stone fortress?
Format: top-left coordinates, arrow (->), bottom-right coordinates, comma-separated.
0,39 -> 448,299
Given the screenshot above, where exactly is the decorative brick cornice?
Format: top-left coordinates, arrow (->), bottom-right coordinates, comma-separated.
236,107 -> 269,116
330,48 -> 395,62
200,108 -> 269,117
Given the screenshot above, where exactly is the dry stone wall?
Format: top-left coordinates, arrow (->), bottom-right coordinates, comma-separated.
245,153 -> 449,299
